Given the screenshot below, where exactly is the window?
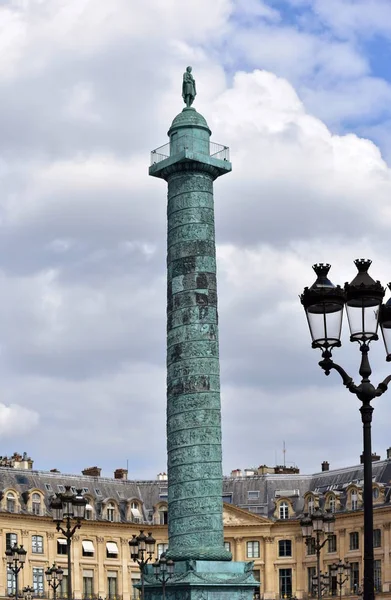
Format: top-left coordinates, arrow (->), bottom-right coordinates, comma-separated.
7,569 -> 16,595
58,485 -> 65,493
71,487 -> 76,494
82,540 -> 94,557
328,535 -> 337,553
130,502 -> 142,523
374,529 -> 381,548
33,568 -> 45,595
308,566 -> 316,596
328,565 -> 337,597
85,504 -> 93,520
278,540 -> 292,557
32,535 -> 44,554
44,484 -> 53,492
248,491 -> 259,500
59,571 -> 68,598
349,531 -> 359,551
373,487 -> 380,500
106,542 -> 119,559
157,543 -> 169,558
107,573 -> 117,599
328,495 -> 336,513
6,493 -> 16,513
308,496 -> 315,515
246,541 -> 260,558
57,538 -> 67,555
32,493 -> 41,516
83,570 -> 94,598
107,503 -> 115,522
374,560 -> 382,592
6,533 -> 17,550
131,573 -> 140,600
350,563 -> 359,593
222,494 -> 232,504
95,488 -> 102,496
351,491 -> 358,510
279,502 -> 289,519
83,488 -> 89,494
224,541 -> 231,553
159,506 -> 168,525
279,568 -> 292,598
307,538 -> 316,556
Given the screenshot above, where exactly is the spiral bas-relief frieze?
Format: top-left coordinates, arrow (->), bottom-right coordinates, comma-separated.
166,165 -> 226,560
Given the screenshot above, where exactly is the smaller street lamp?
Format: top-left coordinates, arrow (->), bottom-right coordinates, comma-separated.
152,554 -> 174,600
312,573 -> 329,598
129,531 -> 156,600
300,510 -> 335,600
331,560 -> 350,600
45,564 -> 64,600
23,586 -> 34,600
5,544 -> 27,599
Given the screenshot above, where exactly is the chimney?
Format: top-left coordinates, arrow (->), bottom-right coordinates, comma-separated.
231,469 -> 242,478
322,461 -> 329,472
114,468 -> 128,480
82,466 -> 101,477
360,453 -> 380,464
157,473 -> 168,481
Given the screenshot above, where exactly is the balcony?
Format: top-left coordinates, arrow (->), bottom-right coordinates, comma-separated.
150,135 -> 230,167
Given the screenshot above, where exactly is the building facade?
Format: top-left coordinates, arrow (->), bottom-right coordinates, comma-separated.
1,453 -> 391,599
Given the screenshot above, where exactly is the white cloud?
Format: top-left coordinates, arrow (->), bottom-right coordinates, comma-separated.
0,403 -> 39,436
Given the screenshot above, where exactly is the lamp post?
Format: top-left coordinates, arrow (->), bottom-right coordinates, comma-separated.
5,544 -> 27,599
129,531 -> 156,600
152,554 -> 174,600
300,260 -> 391,600
49,487 -> 87,600
23,586 -> 34,600
45,564 -> 64,600
331,560 -> 350,600
300,510 -> 335,600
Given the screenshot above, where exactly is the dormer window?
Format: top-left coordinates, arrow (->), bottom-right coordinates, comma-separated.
328,495 -> 336,513
6,493 -> 16,513
107,502 -> 115,522
85,504 -> 93,520
130,502 -> 142,523
279,502 -> 289,520
308,496 -> 315,514
32,493 -> 41,516
351,491 -> 358,511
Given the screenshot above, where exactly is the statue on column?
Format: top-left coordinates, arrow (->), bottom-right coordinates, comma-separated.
182,66 -> 196,107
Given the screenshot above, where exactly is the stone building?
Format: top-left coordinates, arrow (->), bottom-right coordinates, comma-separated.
1,452 -> 391,599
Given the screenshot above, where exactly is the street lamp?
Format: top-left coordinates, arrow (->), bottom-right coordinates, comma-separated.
129,531 -> 156,600
22,586 -> 34,600
331,560 -> 350,600
45,564 -> 64,600
152,554 -> 174,600
300,510 -> 335,600
300,260 -> 391,600
5,544 -> 27,599
49,487 -> 87,600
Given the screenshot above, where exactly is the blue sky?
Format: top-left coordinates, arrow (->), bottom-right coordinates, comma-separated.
1,0 -> 391,479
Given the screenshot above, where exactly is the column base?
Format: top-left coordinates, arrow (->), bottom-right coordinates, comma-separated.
143,559 -> 258,600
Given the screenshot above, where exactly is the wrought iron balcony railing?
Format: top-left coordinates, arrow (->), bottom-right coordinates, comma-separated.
150,135 -> 229,166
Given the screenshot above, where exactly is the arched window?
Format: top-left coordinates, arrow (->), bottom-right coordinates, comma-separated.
351,490 -> 358,510
308,496 -> 315,514
328,495 -> 336,513
32,493 -> 41,516
279,502 -> 289,520
373,487 -> 380,500
6,493 -> 16,513
85,503 -> 94,520
107,502 -> 115,522
159,505 -> 168,525
130,501 -> 142,523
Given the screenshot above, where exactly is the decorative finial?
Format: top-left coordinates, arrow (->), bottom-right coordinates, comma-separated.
312,263 -> 331,278
354,258 -> 372,273
182,66 -> 196,108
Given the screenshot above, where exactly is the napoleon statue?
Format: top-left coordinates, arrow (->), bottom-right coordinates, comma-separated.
182,66 -> 196,107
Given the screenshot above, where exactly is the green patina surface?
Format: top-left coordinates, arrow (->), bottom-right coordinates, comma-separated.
150,106 -> 231,562
147,85 -> 256,598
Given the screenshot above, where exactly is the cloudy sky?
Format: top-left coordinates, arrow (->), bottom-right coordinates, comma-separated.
2,0 -> 391,479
